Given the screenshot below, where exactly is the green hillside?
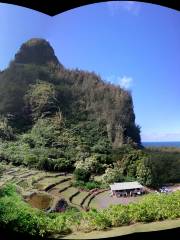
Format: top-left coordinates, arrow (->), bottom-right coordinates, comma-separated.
0,39 -> 179,187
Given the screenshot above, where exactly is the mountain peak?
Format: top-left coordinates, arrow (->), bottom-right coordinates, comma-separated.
14,38 -> 63,67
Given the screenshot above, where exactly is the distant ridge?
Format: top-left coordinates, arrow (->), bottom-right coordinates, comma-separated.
142,141 -> 180,148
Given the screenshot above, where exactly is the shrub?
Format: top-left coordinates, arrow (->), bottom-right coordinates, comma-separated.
0,116 -> 15,140
81,191 -> 180,231
0,183 -> 17,197
91,139 -> 112,154
25,81 -> 58,120
104,205 -> 131,226
84,181 -> 101,190
53,158 -> 73,171
37,157 -> 53,171
80,209 -> 111,231
101,167 -> 124,184
0,163 -> 4,176
73,180 -> 102,190
75,155 -> 104,174
72,180 -> 85,189
23,152 -> 38,167
74,168 -> 91,182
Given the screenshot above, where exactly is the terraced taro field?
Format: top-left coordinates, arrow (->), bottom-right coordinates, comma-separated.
0,163 -> 106,212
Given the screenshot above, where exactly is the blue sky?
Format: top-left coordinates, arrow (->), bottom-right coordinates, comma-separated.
0,1 -> 180,142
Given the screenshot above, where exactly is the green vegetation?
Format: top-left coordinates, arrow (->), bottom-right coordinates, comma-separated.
76,190 -> 180,232
0,184 -> 72,236
1,38 -> 178,188
0,163 -> 5,176
0,39 -> 142,180
0,119 -> 179,188
74,169 -> 91,182
0,38 -> 180,238
0,183 -> 180,237
144,147 -> 180,186
0,116 -> 15,140
71,191 -> 90,206
25,80 -> 58,120
72,180 -> 107,191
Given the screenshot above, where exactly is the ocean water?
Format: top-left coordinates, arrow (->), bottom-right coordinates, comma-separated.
142,142 -> 180,148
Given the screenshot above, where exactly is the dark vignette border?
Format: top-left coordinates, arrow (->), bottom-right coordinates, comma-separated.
0,0 -> 180,240
0,0 -> 180,16
0,224 -> 180,240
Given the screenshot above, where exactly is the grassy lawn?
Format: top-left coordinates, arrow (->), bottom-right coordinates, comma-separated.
36,176 -> 67,185
16,179 -> 31,189
71,191 -> 90,206
13,169 -> 30,177
82,193 -> 92,208
60,187 -> 79,200
34,176 -> 71,190
0,175 -> 15,184
89,191 -> 109,209
48,180 -> 72,194
89,197 -> 100,209
61,218 -> 180,239
19,171 -> 38,178
4,167 -> 20,174
1,165 -> 73,194
31,172 -> 47,181
58,181 -> 72,191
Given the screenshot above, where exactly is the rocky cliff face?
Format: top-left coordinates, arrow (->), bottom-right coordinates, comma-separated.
0,38 -> 141,147
14,38 -> 63,67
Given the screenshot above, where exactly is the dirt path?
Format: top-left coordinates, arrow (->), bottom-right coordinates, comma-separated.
91,190 -> 141,209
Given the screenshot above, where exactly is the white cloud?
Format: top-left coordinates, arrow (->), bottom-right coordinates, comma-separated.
106,75 -> 133,89
141,132 -> 180,142
106,1 -> 141,16
106,75 -> 116,83
118,75 -> 133,89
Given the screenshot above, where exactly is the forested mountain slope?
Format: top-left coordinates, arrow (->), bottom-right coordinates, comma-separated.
0,38 -> 150,184
0,38 -> 141,147
0,39 -> 179,187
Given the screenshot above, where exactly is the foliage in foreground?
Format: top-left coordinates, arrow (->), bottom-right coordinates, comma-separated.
78,190 -> 180,232
0,183 -> 180,237
0,184 -> 75,237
